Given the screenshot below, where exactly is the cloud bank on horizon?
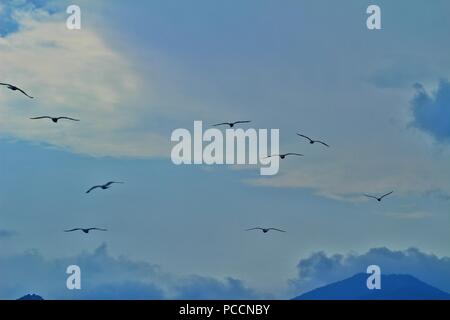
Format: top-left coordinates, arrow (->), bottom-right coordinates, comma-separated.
0,244 -> 265,300
2,245 -> 450,299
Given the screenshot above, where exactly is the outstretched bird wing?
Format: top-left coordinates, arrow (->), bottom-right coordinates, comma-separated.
246,228 -> 263,231
285,153 -> 304,157
89,228 -> 107,232
316,140 -> 330,147
105,181 -> 124,187
64,228 -> 82,232
58,117 -> 80,122
86,186 -> 100,193
30,116 -> 52,120
380,191 -> 394,199
233,120 -> 251,125
268,228 -> 286,233
297,134 -> 313,142
212,122 -> 231,127
16,87 -> 34,99
364,194 -> 379,200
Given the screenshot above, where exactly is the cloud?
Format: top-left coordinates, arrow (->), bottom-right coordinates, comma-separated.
173,276 -> 263,300
0,5 -> 169,158
246,79 -> 450,201
412,80 -> 450,142
0,0 -> 50,36
3,244 -> 450,300
289,247 -> 450,295
246,144 -> 450,201
0,244 -> 263,300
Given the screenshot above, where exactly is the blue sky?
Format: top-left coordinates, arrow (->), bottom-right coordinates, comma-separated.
1,0 -> 450,299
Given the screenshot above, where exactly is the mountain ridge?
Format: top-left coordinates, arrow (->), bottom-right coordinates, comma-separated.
17,294 -> 44,300
294,273 -> 450,300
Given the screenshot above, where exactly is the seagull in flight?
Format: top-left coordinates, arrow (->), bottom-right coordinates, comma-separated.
246,227 -> 286,233
86,181 -> 124,194
30,116 -> 80,123
297,133 -> 330,147
64,228 -> 107,234
212,120 -> 251,128
364,191 -> 394,202
0,83 -> 34,99
265,153 -> 304,160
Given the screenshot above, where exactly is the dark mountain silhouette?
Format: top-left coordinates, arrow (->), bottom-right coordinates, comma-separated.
17,294 -> 44,300
293,273 -> 450,300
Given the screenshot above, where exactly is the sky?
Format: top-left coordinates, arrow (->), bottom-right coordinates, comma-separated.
1,0 -> 450,299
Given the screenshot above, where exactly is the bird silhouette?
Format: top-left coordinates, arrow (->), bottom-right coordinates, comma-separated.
246,227 -> 286,233
64,228 -> 107,234
0,83 -> 34,99
297,133 -> 329,147
364,191 -> 394,202
30,116 -> 80,123
265,153 -> 304,160
212,121 -> 251,128
86,181 -> 124,194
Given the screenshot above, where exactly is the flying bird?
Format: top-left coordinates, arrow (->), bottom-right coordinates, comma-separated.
246,227 -> 286,233
364,191 -> 394,202
265,153 -> 304,159
64,228 -> 107,234
297,133 -> 330,147
86,181 -> 124,194
30,116 -> 80,123
0,83 -> 34,99
212,121 -> 251,128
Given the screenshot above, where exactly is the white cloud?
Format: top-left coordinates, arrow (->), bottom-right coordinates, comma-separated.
0,9 -> 169,158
